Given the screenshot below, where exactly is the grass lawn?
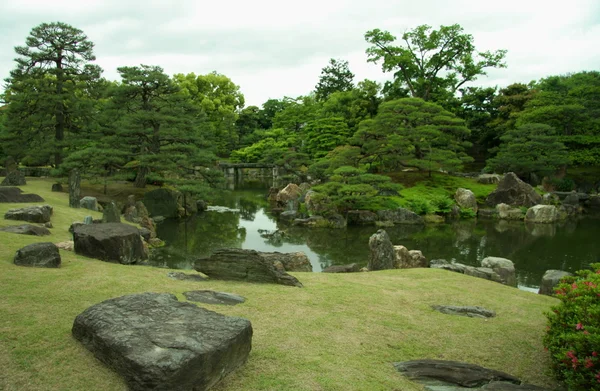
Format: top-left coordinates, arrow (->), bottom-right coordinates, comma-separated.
0,178 -> 559,390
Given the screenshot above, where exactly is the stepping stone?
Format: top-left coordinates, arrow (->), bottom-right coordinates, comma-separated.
431,305 -> 496,318
183,290 -> 246,306
0,224 -> 50,236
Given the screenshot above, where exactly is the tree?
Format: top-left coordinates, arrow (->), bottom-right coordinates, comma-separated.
365,24 -> 506,103
302,117 -> 351,159
320,79 -> 382,132
486,123 -> 569,180
2,22 -> 102,166
314,58 -> 355,101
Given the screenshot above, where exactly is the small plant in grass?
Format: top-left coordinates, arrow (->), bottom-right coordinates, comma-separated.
460,208 -> 477,219
430,195 -> 454,214
543,263 -> 600,390
407,198 -> 433,215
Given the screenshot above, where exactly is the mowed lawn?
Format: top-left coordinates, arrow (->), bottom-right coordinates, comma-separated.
0,178 -> 559,390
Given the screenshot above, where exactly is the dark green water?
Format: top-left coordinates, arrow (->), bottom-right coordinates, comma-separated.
154,188 -> 600,291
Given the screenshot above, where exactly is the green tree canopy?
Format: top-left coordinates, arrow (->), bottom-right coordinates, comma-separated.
314,58 -> 355,101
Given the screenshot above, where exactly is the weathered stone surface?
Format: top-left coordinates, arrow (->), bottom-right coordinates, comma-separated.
266,187 -> 279,203
431,305 -> 496,318
72,293 -> 252,391
464,266 -> 503,283
293,215 -> 346,229
183,290 -> 246,305
4,205 -> 53,223
1,170 -> 26,186
167,272 -> 207,282
56,241 -> 74,251
538,270 -> 573,296
259,251 -> 313,272
139,215 -> 156,239
524,205 -> 558,223
138,227 -> 152,241
0,187 -> 44,203
394,246 -> 428,269
455,188 -> 478,212
542,193 -> 560,205
481,257 -> 517,287
326,213 -> 347,228
409,250 -> 428,268
14,242 -> 61,268
73,223 -> 148,265
347,210 -> 378,225
276,183 -> 302,205
51,183 -> 63,192
83,215 -> 93,225
322,263 -> 360,273
102,201 -> 121,223
79,196 -> 98,211
477,174 -> 501,184
195,248 -> 303,287
486,172 -> 541,207
377,208 -> 424,225
68,169 -> 81,208
304,190 -> 336,217
562,192 -> 580,206
0,224 -> 50,236
430,260 -> 468,274
393,360 -> 520,388
481,381 -> 550,390
496,203 -> 524,220
279,210 -> 297,222
368,229 -> 395,271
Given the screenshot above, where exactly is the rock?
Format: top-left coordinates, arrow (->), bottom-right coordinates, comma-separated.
326,214 -> 347,228
166,272 -> 207,282
123,206 -> 139,223
481,257 -> 517,287
482,382 -> 551,390
464,266 -> 503,283
148,238 -> 164,247
50,183 -> 62,192
409,250 -> 428,268
83,215 -> 93,225
79,196 -> 98,211
477,174 -> 501,184
69,222 -> 84,234
4,205 -> 53,223
430,260 -> 468,274
538,270 -> 573,296
347,210 -> 378,225
1,170 -> 26,186
0,224 -> 50,236
276,183 -> 302,206
14,242 -> 61,268
73,223 -> 148,265
183,290 -> 246,305
431,305 -> 496,318
524,205 -> 558,223
393,360 -> 521,388
304,190 -> 336,216
138,227 -> 152,242
477,209 -> 496,219
558,204 -> 581,219
377,208 -> 424,225
562,191 -> 580,206
56,241 -> 74,251
102,201 -> 121,223
68,169 -> 81,208
486,172 -> 542,207
266,187 -> 279,203
0,187 -> 44,203
455,188 -> 478,213
43,222 -> 53,228
143,188 -> 194,219
279,210 -> 297,222
259,251 -> 313,272
195,248 -> 303,287
153,216 -> 165,223
368,229 -> 395,271
322,263 -> 360,273
393,246 -> 428,269
496,203 -> 524,220
72,293 -> 252,391
542,193 -> 560,205
292,215 -> 345,228
139,216 -> 156,239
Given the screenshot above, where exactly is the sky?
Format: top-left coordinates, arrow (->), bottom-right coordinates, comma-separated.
0,0 -> 598,107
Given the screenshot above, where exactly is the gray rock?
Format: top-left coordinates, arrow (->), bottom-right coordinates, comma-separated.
524,205 -> 558,223
538,270 -> 573,296
153,216 -> 166,223
14,242 -> 61,268
464,266 -> 503,283
495,203 -> 524,220
368,229 -> 395,271
304,190 -> 336,216
138,227 -> 152,241
166,272 -> 207,282
102,201 -> 121,223
194,248 -> 303,287
0,187 -> 44,203
322,263 -> 360,273
4,205 -> 53,223
79,196 -> 98,211
279,210 -> 297,222
394,246 -> 428,268
347,210 -> 378,225
83,215 -> 93,225
431,305 -> 496,318
0,224 -> 51,236
1,170 -> 26,186
481,257 -> 517,287
477,174 -> 501,184
486,172 -> 542,207
431,261 -> 468,274
73,223 -> 148,265
276,183 -> 302,207
326,214 -> 347,229
259,251 -> 313,272
377,208 -> 424,225
455,188 -> 478,212
409,250 -> 428,268
542,193 -> 560,205
72,293 -> 252,391
183,290 -> 246,305
562,192 -> 580,206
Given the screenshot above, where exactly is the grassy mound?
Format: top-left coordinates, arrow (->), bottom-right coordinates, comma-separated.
0,178 -> 558,390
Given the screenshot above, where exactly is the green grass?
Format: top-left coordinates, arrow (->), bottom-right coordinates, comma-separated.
0,178 -> 559,390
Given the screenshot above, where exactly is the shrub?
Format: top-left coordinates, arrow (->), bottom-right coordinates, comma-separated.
407,198 -> 433,215
543,263 -> 600,390
459,208 -> 477,219
429,195 -> 454,214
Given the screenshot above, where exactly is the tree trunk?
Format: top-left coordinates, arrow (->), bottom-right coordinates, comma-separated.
68,169 -> 81,208
134,166 -> 148,188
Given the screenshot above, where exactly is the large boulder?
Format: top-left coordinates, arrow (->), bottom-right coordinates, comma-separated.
72,293 -> 252,391
394,246 -> 428,269
496,203 -> 524,220
347,210 -> 378,226
14,242 -> 61,268
1,170 -> 26,186
408,250 -> 428,268
538,270 -> 573,296
0,224 -> 50,236
259,251 -> 313,272
73,223 -> 148,264
524,205 -> 558,223
276,183 -> 302,206
455,188 -> 478,212
377,208 -> 424,225
0,187 -> 44,203
4,205 -> 53,223
102,201 -> 121,223
79,196 -> 98,211
481,256 -> 517,287
195,248 -> 303,287
486,172 -> 542,207
368,229 -> 395,271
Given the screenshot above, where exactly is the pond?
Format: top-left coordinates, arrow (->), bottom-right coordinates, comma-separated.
153,185 -> 600,291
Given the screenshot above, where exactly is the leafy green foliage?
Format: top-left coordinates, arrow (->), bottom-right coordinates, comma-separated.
314,58 -> 355,102
544,264 -> 600,390
459,208 -> 477,219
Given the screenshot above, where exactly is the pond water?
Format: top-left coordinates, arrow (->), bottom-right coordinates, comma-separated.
153,185 -> 600,291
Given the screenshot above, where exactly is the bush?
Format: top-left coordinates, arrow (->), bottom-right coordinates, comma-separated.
459,208 -> 477,219
543,263 -> 600,390
429,195 -> 454,214
407,199 -> 433,215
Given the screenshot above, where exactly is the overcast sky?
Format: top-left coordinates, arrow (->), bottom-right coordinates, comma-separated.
1,0 -> 598,106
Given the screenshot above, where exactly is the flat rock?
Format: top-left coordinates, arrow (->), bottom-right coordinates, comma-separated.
0,187 -> 44,203
1,171 -> 26,186
431,305 -> 496,318
258,251 -> 313,272
72,293 -> 252,391
4,205 -> 53,223
167,272 -> 207,282
183,290 -> 246,305
14,242 -> 61,268
0,224 -> 50,236
322,263 -> 360,273
73,223 -> 147,264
